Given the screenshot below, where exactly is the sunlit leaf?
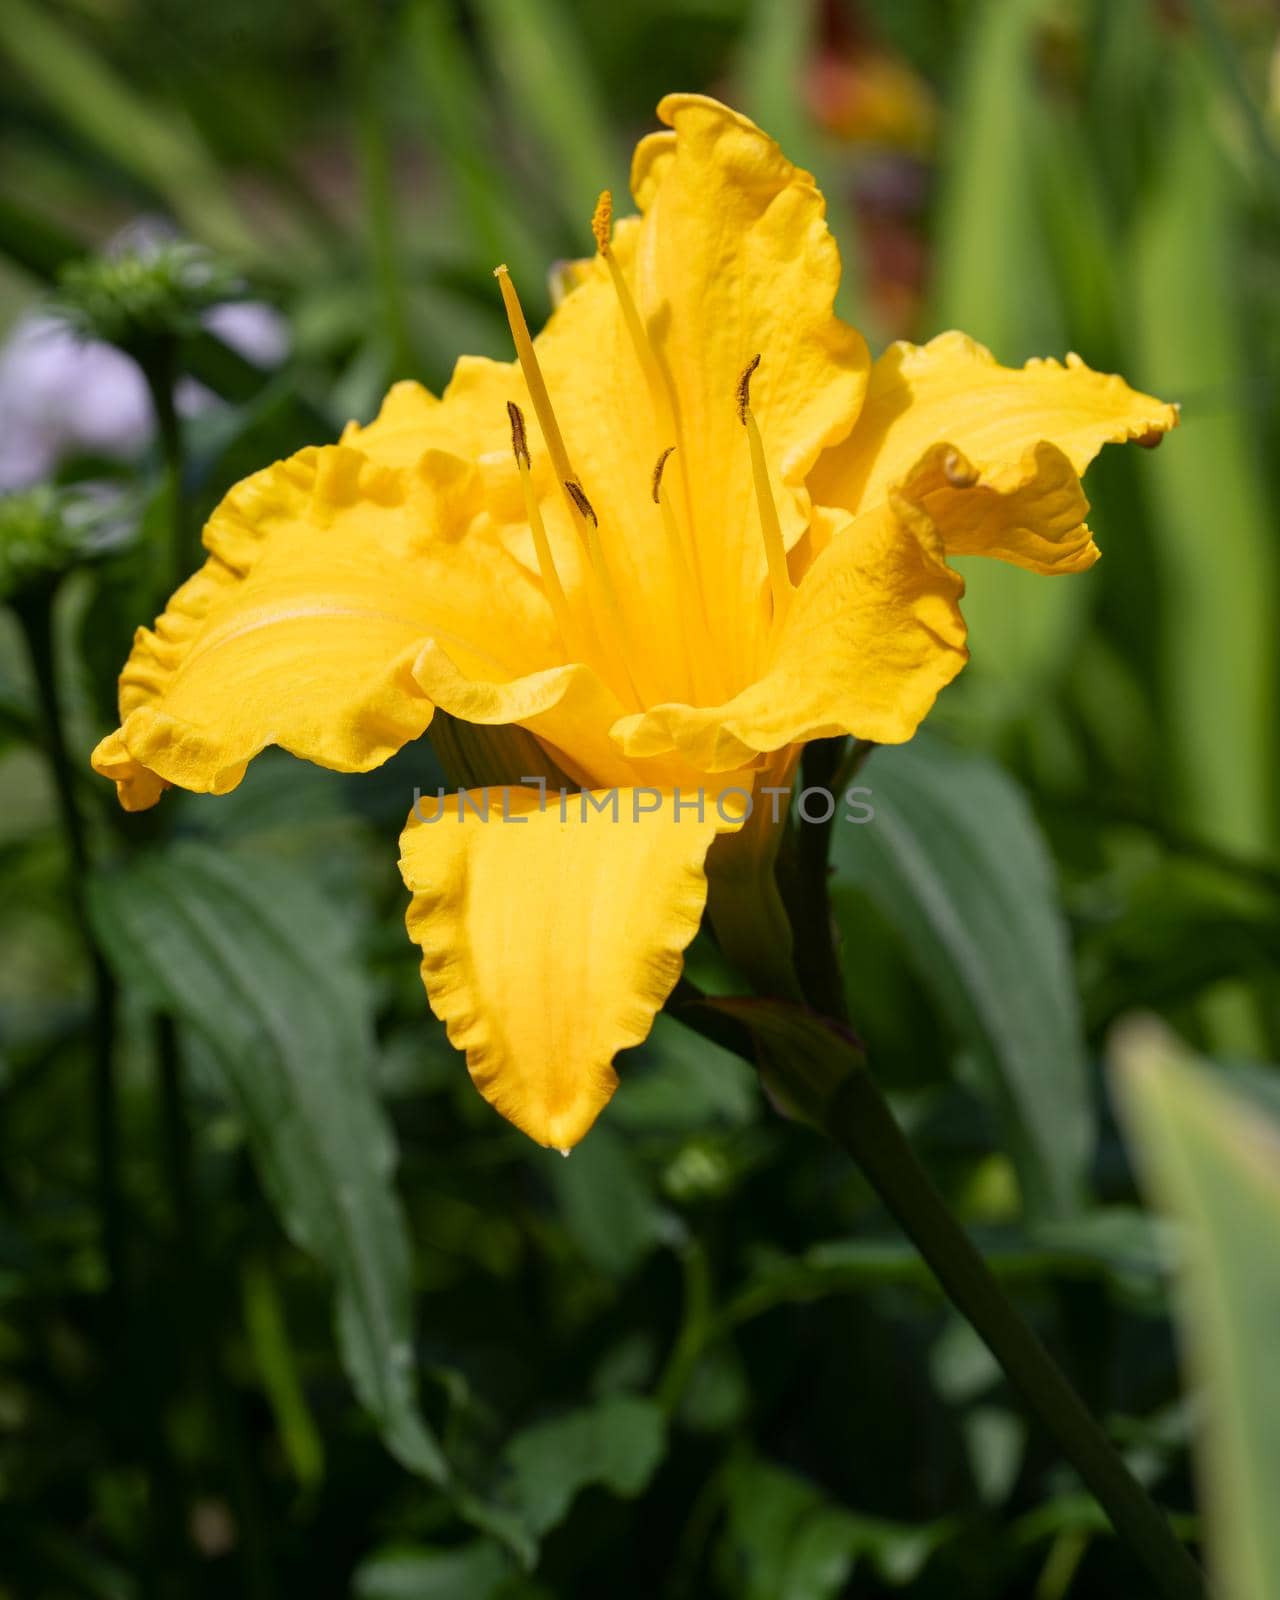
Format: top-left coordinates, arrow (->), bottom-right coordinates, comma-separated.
1114,1020 -> 1280,1600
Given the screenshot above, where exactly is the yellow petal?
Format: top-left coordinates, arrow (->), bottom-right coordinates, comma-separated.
628,94 -> 870,684
900,440 -> 1097,575
613,499 -> 967,771
413,640 -> 637,791
91,444 -> 555,810
811,330 -> 1178,567
399,787 -> 720,1148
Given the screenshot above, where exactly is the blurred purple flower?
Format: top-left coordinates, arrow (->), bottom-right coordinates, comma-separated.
0,277 -> 289,491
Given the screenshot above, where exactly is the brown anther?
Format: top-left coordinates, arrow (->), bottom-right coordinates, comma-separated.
564,479 -> 598,527
651,446 -> 675,505
506,400 -> 530,468
1135,427 -> 1166,450
591,191 -> 613,255
736,353 -> 762,425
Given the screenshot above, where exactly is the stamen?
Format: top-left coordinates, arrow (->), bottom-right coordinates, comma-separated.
651,446 -> 675,505
593,191 -> 677,448
737,354 -> 793,631
494,264 -> 594,550
653,448 -> 724,705
495,266 -> 643,708
507,401 -> 573,653
591,190 -> 613,254
564,479 -> 597,527
736,353 -> 761,425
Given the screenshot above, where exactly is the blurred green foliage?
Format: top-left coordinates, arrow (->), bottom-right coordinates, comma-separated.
1,1 -> 1278,1596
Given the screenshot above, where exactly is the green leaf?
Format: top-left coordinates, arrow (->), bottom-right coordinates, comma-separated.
403,0 -> 548,290
353,1540 -> 512,1600
240,1257 -> 324,1492
718,1450 -> 951,1598
1130,52 -> 1277,858
1113,1019 -> 1280,1600
82,840 -> 538,1548
545,1124 -> 675,1279
832,736 -> 1092,1218
930,0 -> 1086,717
0,0 -> 257,260
610,1014 -> 759,1133
471,0 -> 625,236
503,1394 -> 667,1539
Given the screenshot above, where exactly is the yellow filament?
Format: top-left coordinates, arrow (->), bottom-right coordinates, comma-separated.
593,191 -> 676,444
738,356 -> 793,632
494,268 -> 646,707
508,401 -> 574,655
495,265 -> 574,487
654,450 -> 722,705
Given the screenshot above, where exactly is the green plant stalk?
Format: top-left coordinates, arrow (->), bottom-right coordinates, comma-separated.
821,1060 -> 1204,1600
141,346 -> 189,596
672,988 -> 1203,1600
15,586 -> 124,1307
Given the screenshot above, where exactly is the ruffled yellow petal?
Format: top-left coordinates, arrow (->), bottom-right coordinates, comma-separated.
902,440 -> 1097,575
811,330 -> 1178,568
613,497 -> 967,772
91,443 -> 556,810
628,94 -> 870,684
399,787 -> 721,1148
412,640 -> 639,790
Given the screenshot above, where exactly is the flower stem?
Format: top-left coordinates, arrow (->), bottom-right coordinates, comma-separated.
671,988 -> 1204,1600
141,347 -> 188,596
822,1060 -> 1204,1600
15,584 -> 124,1306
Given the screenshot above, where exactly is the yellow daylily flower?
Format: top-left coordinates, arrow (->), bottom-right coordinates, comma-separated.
90,94 -> 1177,1151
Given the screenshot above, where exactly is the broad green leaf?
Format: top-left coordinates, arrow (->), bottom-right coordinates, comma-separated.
832,736 -> 1092,1218
88,843 -> 443,1480
718,1450 -> 951,1597
1113,1020 -> 1280,1600
1131,53 -> 1277,857
503,1394 -> 667,1539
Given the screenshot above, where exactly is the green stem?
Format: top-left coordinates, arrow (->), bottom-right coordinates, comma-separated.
671,989 -> 1203,1600
655,1239 -> 713,1415
141,347 -> 187,596
15,586 -> 124,1306
822,1062 -> 1204,1600
780,737 -> 868,1021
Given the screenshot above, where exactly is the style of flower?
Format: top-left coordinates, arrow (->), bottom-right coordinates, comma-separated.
90,96 -> 1176,1150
